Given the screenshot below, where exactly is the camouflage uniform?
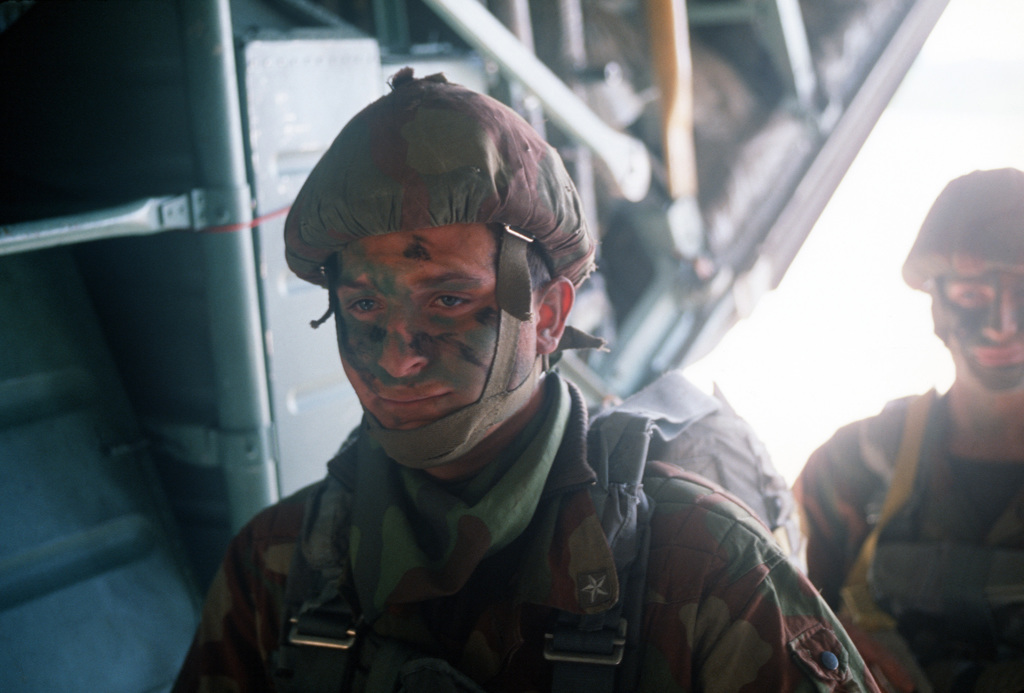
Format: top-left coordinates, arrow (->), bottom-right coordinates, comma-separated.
796,169 -> 1024,691
173,70 -> 877,692
174,374 -> 879,692
795,394 -> 1024,691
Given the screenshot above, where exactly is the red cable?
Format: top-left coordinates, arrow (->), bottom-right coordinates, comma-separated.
203,205 -> 291,233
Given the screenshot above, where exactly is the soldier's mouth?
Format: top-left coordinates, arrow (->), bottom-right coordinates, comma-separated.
971,343 -> 1024,368
366,388 -> 460,429
378,392 -> 449,404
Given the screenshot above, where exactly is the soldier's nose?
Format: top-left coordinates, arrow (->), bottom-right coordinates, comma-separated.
378,327 -> 428,378
983,281 -> 1021,342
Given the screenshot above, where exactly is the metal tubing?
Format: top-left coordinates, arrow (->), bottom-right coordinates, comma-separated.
491,0 -> 547,136
762,0 -> 818,113
0,187 -> 256,257
687,2 -> 758,24
0,197 -> 183,257
0,515 -> 156,612
422,0 -> 651,202
177,0 -> 251,207
177,0 -> 278,529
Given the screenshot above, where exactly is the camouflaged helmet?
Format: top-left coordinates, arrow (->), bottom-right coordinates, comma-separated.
903,168 -> 1024,290
284,68 -> 596,288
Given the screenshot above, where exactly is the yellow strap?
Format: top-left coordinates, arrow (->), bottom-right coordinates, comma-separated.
645,0 -> 698,199
840,390 -> 936,631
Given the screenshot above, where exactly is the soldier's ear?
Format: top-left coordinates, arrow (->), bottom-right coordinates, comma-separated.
534,277 -> 574,355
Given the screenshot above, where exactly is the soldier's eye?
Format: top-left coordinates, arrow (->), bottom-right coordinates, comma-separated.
436,295 -> 466,308
351,298 -> 378,312
945,282 -> 994,308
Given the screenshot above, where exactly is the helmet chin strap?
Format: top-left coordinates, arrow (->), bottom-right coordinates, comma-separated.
362,228 -> 541,469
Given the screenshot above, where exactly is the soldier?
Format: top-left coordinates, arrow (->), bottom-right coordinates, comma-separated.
173,69 -> 879,692
795,168 -> 1024,692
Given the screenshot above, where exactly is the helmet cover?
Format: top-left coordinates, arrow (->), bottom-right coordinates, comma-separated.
284,68 -> 595,288
903,168 -> 1024,290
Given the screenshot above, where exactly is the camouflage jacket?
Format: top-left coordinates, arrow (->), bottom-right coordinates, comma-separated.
794,392 -> 1024,689
175,376 -> 878,692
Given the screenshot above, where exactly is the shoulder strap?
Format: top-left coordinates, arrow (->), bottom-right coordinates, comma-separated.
274,382 -> 660,693
272,456 -> 363,693
272,544 -> 362,693
545,394 -> 659,693
840,390 -> 936,631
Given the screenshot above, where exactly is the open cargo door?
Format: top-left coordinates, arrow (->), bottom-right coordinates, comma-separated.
388,0 -> 953,396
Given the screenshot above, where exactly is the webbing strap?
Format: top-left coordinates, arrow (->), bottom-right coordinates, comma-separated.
272,473 -> 360,693
871,541 -> 1024,619
840,390 -> 936,631
546,530 -> 649,693
274,597 -> 361,692
547,611 -> 628,693
545,414 -> 655,693
495,226 -> 534,322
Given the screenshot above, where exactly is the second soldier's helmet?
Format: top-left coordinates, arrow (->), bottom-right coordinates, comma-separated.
903,167 -> 1024,290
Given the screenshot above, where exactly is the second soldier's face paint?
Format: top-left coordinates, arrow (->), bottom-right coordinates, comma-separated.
332,224 -> 501,430
935,259 -> 1024,392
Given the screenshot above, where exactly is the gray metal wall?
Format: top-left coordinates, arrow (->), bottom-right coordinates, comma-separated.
242,33 -> 381,497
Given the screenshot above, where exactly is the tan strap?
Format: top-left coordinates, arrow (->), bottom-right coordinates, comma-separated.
495,226 -> 534,322
645,0 -> 698,199
840,390 -> 937,631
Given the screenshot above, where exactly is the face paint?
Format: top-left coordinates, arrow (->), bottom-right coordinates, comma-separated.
402,235 -> 432,262
331,224 -> 545,469
333,225 -> 502,431
935,267 -> 1024,391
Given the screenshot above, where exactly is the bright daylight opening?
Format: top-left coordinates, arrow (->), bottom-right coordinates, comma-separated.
685,0 -> 1024,483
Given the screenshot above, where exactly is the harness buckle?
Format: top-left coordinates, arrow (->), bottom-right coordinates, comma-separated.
287,616 -> 357,650
543,617 -> 627,666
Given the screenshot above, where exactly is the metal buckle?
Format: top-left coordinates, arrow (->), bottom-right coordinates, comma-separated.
287,617 -> 357,650
542,618 -> 627,665
502,224 -> 535,243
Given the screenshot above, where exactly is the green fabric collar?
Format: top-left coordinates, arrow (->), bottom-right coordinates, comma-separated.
349,377 -> 573,623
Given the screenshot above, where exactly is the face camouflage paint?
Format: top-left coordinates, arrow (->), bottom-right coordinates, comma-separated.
333,225 -> 501,430
332,224 -> 542,468
935,266 -> 1024,392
